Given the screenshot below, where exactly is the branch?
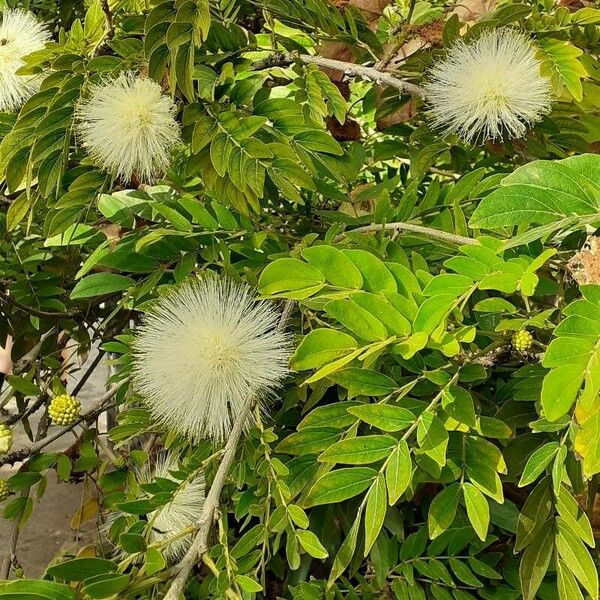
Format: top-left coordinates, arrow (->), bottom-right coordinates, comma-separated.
335,222 -> 477,246
253,52 -> 425,98
0,378 -> 129,467
0,291 -> 79,319
163,300 -> 294,600
101,0 -> 114,39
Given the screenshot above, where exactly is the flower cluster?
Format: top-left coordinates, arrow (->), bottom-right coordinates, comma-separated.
0,479 -> 9,502
0,9 -> 49,112
104,453 -> 204,562
48,394 -> 81,426
132,275 -> 291,443
424,28 -> 552,143
145,455 -> 205,561
75,72 -> 180,183
0,423 -> 12,454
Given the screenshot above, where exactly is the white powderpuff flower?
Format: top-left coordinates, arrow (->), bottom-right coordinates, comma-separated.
75,72 -> 180,183
145,455 -> 204,561
103,454 -> 204,562
0,9 -> 50,112
132,276 -> 291,443
423,28 -> 552,143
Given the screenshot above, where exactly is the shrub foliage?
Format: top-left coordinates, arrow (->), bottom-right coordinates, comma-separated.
0,0 -> 600,599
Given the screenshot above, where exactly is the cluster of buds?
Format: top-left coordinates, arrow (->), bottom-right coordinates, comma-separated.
0,479 -> 10,502
512,330 -> 533,352
48,394 -> 81,426
0,423 -> 13,454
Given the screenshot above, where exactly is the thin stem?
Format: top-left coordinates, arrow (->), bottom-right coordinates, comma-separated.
335,222 -> 477,246
253,52 -> 425,98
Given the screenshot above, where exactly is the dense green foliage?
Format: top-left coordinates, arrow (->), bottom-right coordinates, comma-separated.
1,0 -> 600,598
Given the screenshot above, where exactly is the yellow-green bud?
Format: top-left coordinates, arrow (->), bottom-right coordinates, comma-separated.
0,423 -> 12,455
113,456 -> 127,471
512,330 -> 533,352
48,394 -> 81,426
0,479 -> 10,502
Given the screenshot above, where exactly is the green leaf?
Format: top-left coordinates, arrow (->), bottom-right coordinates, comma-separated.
328,509 -> 361,585
259,258 -> 325,298
416,412 -> 448,467
348,404 -> 415,432
319,435 -> 396,465
236,575 -> 263,593
516,480 -> 553,551
352,292 -> 411,336
518,442 -> 559,487
519,524 -> 554,600
81,573 -> 130,599
0,580 -> 76,600
304,467 -> 377,507
413,295 -> 456,335
6,193 -> 33,232
144,548 -> 166,576
342,249 -> 397,293
6,375 -> 42,396
385,440 -> 412,504
470,154 -> 600,229
539,38 -> 587,101
555,518 -> 599,599
119,533 -> 146,553
325,298 -> 388,341
298,402 -> 360,430
329,368 -> 396,397
46,558 -> 117,582
448,557 -> 482,587
428,483 -> 460,539
557,559 -> 585,600
296,529 -> 328,559
441,386 -> 477,428
70,273 -> 134,299
301,245 -> 363,288
291,328 -> 357,371
364,473 -> 387,556
277,427 -> 341,456
462,483 -> 489,541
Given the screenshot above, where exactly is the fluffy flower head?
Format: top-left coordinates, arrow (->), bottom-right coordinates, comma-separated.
103,454 -> 204,562
75,72 -> 180,182
132,276 -> 291,442
0,9 -> 50,112
424,28 -> 552,143
145,455 -> 204,561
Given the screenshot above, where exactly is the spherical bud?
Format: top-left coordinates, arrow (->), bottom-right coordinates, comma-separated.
113,456 -> 127,471
48,394 -> 81,426
512,330 -> 533,352
0,479 -> 10,502
0,423 -> 13,455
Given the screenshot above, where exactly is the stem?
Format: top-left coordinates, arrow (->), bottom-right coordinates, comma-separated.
253,52 -> 425,98
335,222 -> 477,246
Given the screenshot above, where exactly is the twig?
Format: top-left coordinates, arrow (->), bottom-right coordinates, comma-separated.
12,329 -> 57,375
335,222 -> 477,246
72,350 -> 106,397
0,291 -> 78,319
0,490 -> 27,578
100,0 -> 114,39
253,52 -> 425,98
0,369 -> 71,580
162,300 -> 294,600
0,378 -> 129,467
